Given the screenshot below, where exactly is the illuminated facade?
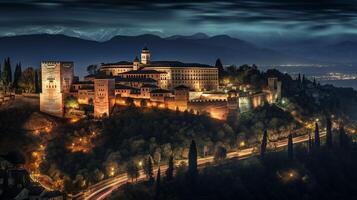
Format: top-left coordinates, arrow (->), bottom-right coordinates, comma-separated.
40,61 -> 74,117
100,47 -> 218,91
94,78 -> 115,118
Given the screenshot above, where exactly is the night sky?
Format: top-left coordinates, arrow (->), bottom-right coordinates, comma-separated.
1,0 -> 357,41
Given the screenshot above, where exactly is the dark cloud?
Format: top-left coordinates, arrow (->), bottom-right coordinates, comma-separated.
1,0 -> 357,40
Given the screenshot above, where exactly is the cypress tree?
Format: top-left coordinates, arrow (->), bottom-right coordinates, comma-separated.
288,134 -> 294,160
314,122 -> 320,148
2,58 -> 8,87
155,167 -> 161,200
308,132 -> 313,152
13,63 -> 22,89
215,58 -> 224,79
326,116 -> 333,148
188,140 -> 198,180
34,69 -> 40,93
6,57 -> 12,84
260,130 -> 268,158
166,155 -> 174,181
339,125 -> 348,148
143,156 -> 154,182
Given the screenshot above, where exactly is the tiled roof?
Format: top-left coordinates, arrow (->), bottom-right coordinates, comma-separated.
120,69 -> 166,75
141,84 -> 158,88
150,89 -> 171,93
101,61 -> 133,67
115,77 -> 157,83
115,84 -> 136,90
174,85 -> 190,90
72,81 -> 93,85
101,60 -> 215,68
146,61 -> 214,68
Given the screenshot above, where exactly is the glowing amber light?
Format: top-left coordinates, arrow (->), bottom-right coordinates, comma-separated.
240,141 -> 245,147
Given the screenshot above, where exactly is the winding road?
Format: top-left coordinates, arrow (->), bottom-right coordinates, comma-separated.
69,131 -> 326,200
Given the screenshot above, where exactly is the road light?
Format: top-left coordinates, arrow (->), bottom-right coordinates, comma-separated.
138,161 -> 143,167
315,118 -> 319,122
240,141 -> 245,147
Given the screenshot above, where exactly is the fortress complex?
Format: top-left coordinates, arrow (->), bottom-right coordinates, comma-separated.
40,47 -> 281,120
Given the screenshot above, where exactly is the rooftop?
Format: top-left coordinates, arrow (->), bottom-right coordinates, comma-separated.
150,89 -> 171,94
115,77 -> 157,83
101,61 -> 133,67
72,81 -> 93,85
101,60 -> 215,68
120,69 -> 166,75
141,84 -> 158,88
115,84 -> 136,90
174,85 -> 190,90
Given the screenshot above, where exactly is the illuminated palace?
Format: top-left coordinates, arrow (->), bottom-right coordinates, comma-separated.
100,47 -> 219,91
40,48 -> 282,120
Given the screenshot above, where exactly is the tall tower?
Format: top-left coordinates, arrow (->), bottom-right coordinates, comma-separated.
141,47 -> 151,64
174,85 -> 190,111
133,56 -> 140,70
268,77 -> 282,102
40,61 -> 74,117
94,78 -> 115,118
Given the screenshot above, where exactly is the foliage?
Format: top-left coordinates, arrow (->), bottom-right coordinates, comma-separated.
127,161 -> 140,182
166,155 -> 174,181
213,146 -> 227,162
13,63 -> 22,90
314,123 -> 320,148
143,156 -> 154,182
326,117 -> 332,148
260,130 -> 268,158
1,57 -> 12,89
188,140 -> 198,180
86,64 -> 98,75
65,95 -> 79,109
288,134 -> 293,160
109,141 -> 357,200
19,67 -> 35,93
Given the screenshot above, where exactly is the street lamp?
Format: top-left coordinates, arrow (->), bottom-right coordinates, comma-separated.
240,141 -> 245,147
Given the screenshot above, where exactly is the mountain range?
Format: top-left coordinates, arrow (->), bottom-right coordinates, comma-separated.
0,33 -> 356,77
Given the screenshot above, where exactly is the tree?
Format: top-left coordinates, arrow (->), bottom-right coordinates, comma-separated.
126,161 -> 139,182
155,167 -> 161,200
288,134 -> 293,160
13,63 -> 22,89
34,69 -> 40,93
215,58 -> 224,79
143,156 -> 154,182
166,155 -> 174,181
19,67 -> 35,93
188,140 -> 198,179
308,132 -> 313,152
314,122 -> 320,148
339,125 -> 348,148
214,146 -> 227,162
260,130 -> 268,158
326,117 -> 333,148
86,64 -> 98,75
1,57 -> 12,90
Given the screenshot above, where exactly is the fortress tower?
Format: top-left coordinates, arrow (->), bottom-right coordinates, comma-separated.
94,78 -> 115,118
268,77 -> 282,102
141,47 -> 151,64
40,61 -> 74,117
